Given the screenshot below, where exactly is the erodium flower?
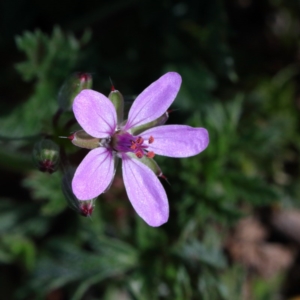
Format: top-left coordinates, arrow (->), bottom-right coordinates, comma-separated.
70,72 -> 209,226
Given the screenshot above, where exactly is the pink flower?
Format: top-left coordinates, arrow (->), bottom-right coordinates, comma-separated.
71,72 -> 209,226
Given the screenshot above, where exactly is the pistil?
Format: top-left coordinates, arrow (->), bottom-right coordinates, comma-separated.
113,131 -> 155,158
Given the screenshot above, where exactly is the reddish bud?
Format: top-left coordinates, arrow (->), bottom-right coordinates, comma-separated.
39,159 -> 56,174
33,139 -> 60,174
79,201 -> 94,217
79,73 -> 92,83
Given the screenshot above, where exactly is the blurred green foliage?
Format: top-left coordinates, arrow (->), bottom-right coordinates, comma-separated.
1,0 -> 300,299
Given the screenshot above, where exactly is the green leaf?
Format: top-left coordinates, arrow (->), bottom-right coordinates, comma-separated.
29,238 -> 137,296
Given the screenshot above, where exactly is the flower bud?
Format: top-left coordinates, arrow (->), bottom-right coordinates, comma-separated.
33,139 -> 60,174
58,72 -> 93,111
79,201 -> 94,217
68,130 -> 106,149
62,168 -> 95,217
130,111 -> 169,135
108,88 -> 124,125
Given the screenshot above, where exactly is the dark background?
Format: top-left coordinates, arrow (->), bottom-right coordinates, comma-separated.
1,0 -> 300,299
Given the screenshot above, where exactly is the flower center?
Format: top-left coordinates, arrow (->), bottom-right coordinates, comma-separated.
112,131 -> 155,158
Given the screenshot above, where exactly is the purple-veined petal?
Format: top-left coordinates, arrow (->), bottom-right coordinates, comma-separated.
72,148 -> 114,200
73,89 -> 117,138
124,72 -> 182,130
141,125 -> 209,157
122,154 -> 169,227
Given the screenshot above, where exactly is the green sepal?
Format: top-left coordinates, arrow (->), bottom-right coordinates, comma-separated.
130,112 -> 169,135
58,72 -> 93,111
70,130 -> 105,149
108,90 -> 124,125
61,168 -> 81,213
126,152 -> 162,177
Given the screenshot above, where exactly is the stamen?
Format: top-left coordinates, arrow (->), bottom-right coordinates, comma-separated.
135,150 -> 143,158
147,151 -> 155,158
114,132 -> 149,158
148,136 -> 154,144
136,137 -> 144,144
130,140 -> 137,150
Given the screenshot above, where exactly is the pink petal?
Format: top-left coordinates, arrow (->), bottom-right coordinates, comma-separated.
72,148 -> 114,200
141,125 -> 209,157
73,89 -> 117,138
122,154 -> 169,227
124,72 -> 181,130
